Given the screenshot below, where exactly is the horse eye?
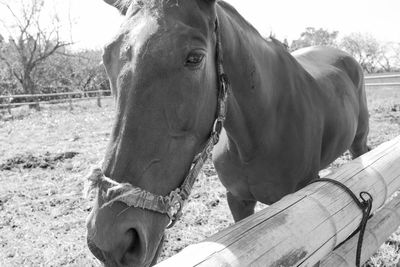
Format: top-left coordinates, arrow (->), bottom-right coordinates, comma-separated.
185,52 -> 205,67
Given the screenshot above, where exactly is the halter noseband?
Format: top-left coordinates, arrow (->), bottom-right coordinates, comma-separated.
85,19 -> 229,228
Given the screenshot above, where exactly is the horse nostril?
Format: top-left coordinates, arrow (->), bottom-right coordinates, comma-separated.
127,229 -> 139,252
121,229 -> 142,264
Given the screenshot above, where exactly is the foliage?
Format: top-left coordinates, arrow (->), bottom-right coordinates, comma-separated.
0,52 -> 17,95
289,28 -> 400,73
377,42 -> 400,73
34,49 -> 108,92
0,44 -> 108,98
340,33 -> 381,73
340,33 -> 400,73
290,27 -> 339,51
0,1 -> 110,100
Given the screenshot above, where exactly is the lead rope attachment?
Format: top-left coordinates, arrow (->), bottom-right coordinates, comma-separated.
310,178 -> 373,267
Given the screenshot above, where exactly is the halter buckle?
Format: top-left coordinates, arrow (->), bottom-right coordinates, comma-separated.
213,118 -> 224,135
166,189 -> 184,228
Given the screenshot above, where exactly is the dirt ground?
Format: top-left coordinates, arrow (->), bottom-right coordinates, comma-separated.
1,85 -> 400,266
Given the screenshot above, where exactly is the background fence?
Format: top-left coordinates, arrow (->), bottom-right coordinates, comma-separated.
365,72 -> 400,86
0,72 -> 399,114
0,89 -> 112,113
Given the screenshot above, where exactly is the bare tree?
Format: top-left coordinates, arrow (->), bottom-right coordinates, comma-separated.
340,33 -> 381,73
0,0 -> 71,109
378,42 -> 400,72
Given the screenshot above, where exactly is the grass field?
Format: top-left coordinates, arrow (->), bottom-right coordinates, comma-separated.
1,85 -> 400,267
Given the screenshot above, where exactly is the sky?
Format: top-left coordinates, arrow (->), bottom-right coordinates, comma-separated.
2,0 -> 400,50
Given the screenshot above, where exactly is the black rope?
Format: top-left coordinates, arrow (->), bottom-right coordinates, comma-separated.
310,178 -> 373,267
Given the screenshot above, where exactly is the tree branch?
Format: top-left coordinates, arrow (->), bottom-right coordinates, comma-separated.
33,41 -> 72,65
0,0 -> 73,94
27,32 -> 40,66
0,1 -> 24,32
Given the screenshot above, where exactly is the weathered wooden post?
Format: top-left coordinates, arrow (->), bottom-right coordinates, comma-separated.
68,93 -> 73,111
97,91 -> 102,108
7,95 -> 11,115
156,136 -> 400,267
321,193 -> 400,267
34,94 -> 40,111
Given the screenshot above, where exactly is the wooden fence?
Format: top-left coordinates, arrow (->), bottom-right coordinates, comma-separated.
0,90 -> 112,113
365,73 -> 400,80
0,73 -> 399,113
365,73 -> 400,87
156,136 -> 400,267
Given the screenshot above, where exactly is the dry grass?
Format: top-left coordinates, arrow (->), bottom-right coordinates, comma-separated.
0,86 -> 400,266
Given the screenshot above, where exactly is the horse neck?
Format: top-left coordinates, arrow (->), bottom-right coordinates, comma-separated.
216,4 -> 304,162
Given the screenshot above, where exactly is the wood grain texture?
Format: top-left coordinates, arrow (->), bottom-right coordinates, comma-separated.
321,192 -> 400,267
156,136 -> 400,267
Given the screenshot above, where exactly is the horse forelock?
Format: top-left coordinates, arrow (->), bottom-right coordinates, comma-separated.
114,0 -> 218,14
114,0 -> 133,10
115,0 -> 180,11
114,0 -> 160,14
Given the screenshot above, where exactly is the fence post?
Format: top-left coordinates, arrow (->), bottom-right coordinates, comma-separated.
7,96 -> 11,115
36,95 -> 41,111
68,93 -> 73,111
28,95 -> 40,111
97,91 -> 102,107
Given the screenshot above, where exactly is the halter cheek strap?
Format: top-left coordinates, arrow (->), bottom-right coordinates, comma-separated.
85,18 -> 229,228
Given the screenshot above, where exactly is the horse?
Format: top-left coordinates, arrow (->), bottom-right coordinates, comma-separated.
85,0 -> 370,266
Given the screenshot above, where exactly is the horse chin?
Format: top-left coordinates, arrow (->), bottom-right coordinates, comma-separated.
87,236 -> 106,263
150,235 -> 165,266
87,231 -> 165,267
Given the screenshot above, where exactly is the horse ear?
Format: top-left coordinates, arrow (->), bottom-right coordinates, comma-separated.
103,0 -> 128,15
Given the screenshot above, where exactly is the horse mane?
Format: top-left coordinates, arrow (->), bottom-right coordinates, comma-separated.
267,35 -> 289,51
217,1 -> 260,37
217,2 -> 289,52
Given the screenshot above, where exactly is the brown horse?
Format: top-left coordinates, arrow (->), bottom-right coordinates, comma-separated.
86,0 -> 369,266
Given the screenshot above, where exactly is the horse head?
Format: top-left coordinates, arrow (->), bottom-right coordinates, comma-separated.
86,0 -> 223,266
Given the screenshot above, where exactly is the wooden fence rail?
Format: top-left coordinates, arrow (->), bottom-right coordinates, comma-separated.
0,90 -> 111,99
365,74 -> 400,80
0,90 -> 112,111
365,73 -> 400,87
365,82 -> 400,87
0,96 -> 113,108
1,73 -> 399,111
156,136 -> 400,267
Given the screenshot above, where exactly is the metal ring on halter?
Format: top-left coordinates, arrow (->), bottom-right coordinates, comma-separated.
213,118 -> 224,135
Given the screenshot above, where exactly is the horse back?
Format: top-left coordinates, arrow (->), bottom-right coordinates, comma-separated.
293,46 -> 368,167
293,46 -> 364,92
